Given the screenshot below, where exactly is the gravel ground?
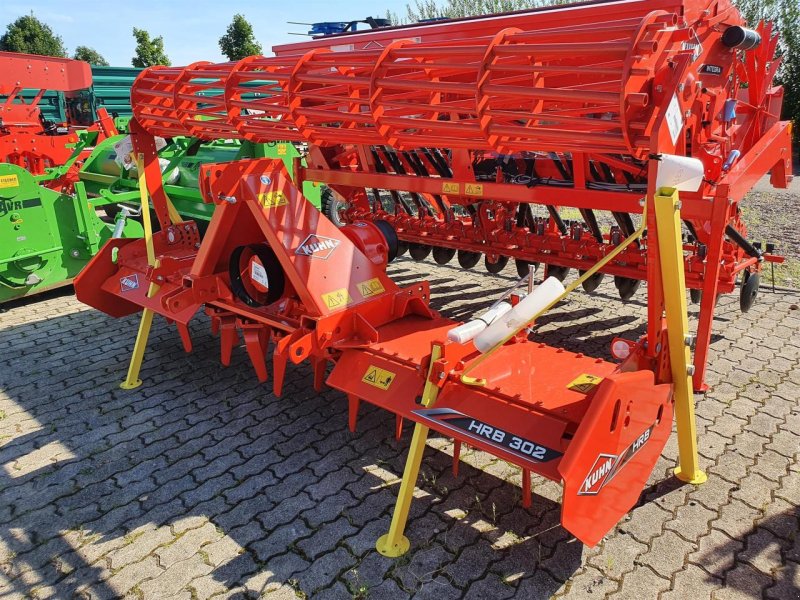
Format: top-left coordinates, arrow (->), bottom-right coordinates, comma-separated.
742,159 -> 800,287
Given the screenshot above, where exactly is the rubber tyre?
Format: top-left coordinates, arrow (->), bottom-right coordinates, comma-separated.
321,188 -> 347,228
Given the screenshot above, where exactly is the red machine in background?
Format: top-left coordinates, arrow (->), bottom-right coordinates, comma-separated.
75,0 -> 791,552
0,52 -> 117,182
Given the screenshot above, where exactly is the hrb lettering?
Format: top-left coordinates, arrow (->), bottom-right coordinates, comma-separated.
632,428 -> 651,452
467,420 -> 506,443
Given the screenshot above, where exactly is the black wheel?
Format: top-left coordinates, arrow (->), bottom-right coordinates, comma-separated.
396,241 -> 408,257
689,288 -> 702,304
515,259 -> 538,279
408,243 -> 432,261
546,265 -> 570,282
739,270 -> 760,313
457,250 -> 482,269
484,255 -> 509,274
229,244 -> 285,307
321,188 -> 348,228
373,219 -> 399,263
432,247 -> 456,265
580,270 -> 605,293
614,276 -> 641,301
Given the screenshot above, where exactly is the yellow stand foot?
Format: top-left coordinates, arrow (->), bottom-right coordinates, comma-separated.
376,534 -> 410,557
119,379 -> 143,390
674,466 -> 707,485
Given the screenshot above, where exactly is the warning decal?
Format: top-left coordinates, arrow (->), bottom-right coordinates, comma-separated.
362,366 -> 396,391
442,182 -> 460,195
120,273 -> 140,293
0,174 -> 19,189
321,288 -> 353,310
567,373 -> 604,394
465,183 -> 483,196
258,191 -> 288,208
357,278 -> 385,298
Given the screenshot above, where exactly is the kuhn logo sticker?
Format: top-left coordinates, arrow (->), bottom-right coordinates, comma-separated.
295,234 -> 340,260
578,425 -> 654,496
120,274 -> 140,293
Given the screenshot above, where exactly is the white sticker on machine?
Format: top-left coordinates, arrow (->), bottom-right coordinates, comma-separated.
665,94 -> 684,146
250,261 -> 269,288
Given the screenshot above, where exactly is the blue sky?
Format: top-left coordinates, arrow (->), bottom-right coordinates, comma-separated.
1,1 -> 411,66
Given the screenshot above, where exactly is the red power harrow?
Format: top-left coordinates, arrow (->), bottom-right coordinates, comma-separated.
75,0 -> 791,551
0,52 -> 117,185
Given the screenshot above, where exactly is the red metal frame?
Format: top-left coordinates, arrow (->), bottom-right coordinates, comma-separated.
75,0 -> 791,546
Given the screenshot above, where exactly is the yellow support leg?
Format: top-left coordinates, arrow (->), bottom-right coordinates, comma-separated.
376,345 -> 442,557
119,153 -> 160,390
654,188 -> 707,485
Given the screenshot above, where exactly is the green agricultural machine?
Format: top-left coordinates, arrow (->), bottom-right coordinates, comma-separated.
0,136 -> 321,303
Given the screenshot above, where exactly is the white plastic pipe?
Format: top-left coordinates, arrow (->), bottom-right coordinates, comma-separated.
474,276 -> 566,353
447,301 -> 513,344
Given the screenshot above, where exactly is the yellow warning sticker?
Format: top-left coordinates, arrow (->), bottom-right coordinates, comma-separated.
465,183 -> 484,196
362,365 -> 396,391
357,277 -> 385,298
321,288 -> 353,310
442,182 -> 460,195
567,373 -> 604,394
258,191 -> 288,208
277,143 -> 288,156
0,174 -> 19,189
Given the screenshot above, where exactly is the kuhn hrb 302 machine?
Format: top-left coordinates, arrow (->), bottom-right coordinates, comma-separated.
75,0 -> 791,552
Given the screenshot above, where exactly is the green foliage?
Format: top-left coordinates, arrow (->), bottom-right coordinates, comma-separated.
0,13 -> 67,57
734,0 -> 800,131
388,0 -> 571,24
73,46 -> 108,66
219,14 -> 262,61
131,28 -> 170,68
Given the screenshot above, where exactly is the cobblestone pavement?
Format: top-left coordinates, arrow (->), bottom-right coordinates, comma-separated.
0,258 -> 798,599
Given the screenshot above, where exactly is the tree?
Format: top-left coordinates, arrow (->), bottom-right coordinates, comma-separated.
734,0 -> 800,134
73,46 -> 109,66
219,14 -> 262,60
0,13 -> 67,57
131,28 -> 170,68
388,0 -> 570,24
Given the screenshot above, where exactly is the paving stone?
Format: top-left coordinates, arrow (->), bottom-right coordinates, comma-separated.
715,563 -> 776,600
606,566 -> 670,600
662,564 -> 722,600
0,259 -> 797,600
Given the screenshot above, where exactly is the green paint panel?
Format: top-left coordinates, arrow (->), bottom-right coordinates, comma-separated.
0,164 -> 140,303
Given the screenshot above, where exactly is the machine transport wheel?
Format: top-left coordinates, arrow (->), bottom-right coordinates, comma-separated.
580,270 -> 605,293
739,270 -> 760,313
457,250 -> 482,269
614,276 -> 641,301
432,246 -> 456,265
396,241 -> 408,257
690,288 -> 702,304
515,259 -> 539,279
229,244 -> 285,307
408,243 -> 432,261
321,188 -> 347,228
485,255 -> 509,274
546,265 -> 570,282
